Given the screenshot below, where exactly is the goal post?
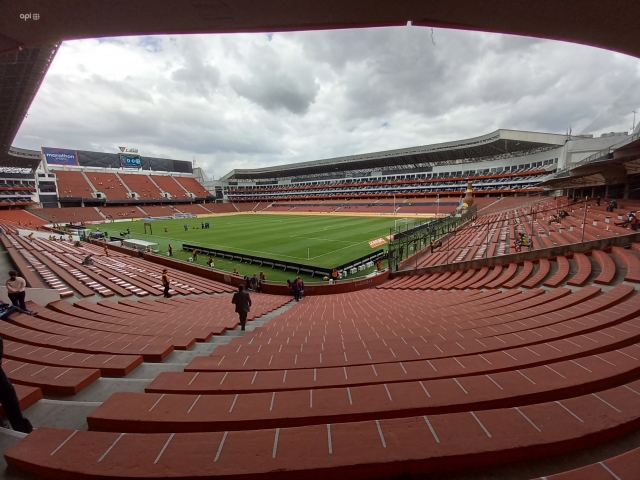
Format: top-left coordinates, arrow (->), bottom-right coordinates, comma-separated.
394,218 -> 415,232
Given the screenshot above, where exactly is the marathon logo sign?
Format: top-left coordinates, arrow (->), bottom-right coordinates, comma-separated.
41,147 -> 78,166
368,237 -> 387,248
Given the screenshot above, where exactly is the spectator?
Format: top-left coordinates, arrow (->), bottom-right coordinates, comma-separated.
207,255 -> 214,267
606,199 -> 618,212
161,269 -> 171,298
291,277 -> 301,301
596,196 -> 601,207
6,271 -> 30,312
616,212 -> 636,228
231,284 -> 251,331
233,268 -> 240,275
104,245 -> 109,257
295,276 -> 304,301
0,300 -> 36,320
81,255 -> 94,266
376,260 -> 383,271
250,274 -> 258,291
0,333 -> 34,433
332,268 -> 339,281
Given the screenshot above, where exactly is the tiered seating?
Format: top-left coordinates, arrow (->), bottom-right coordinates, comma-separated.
30,207 -> 104,223
98,206 -> 146,219
264,204 -> 295,212
87,173 -> 130,200
139,205 -> 179,217
119,174 -> 163,200
0,288 -> 287,398
408,196 -> 639,268
203,203 -> 237,213
174,177 -> 211,198
175,204 -> 212,215
228,169 -> 548,203
543,447 -> 640,479
9,274 -> 640,478
6,191 -> 640,479
396,198 -> 459,214
476,195 -> 542,214
54,170 -> 93,198
4,233 -> 238,299
150,175 -> 186,198
234,202 -> 261,212
389,242 -> 640,290
341,199 -> 396,213
0,209 -> 47,226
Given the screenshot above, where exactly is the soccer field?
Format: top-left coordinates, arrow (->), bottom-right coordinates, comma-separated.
93,214 -> 423,278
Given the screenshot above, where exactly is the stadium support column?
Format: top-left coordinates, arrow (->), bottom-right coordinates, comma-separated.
624,179 -> 631,199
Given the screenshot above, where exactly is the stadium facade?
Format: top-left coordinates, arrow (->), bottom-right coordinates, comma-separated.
0,128 -> 636,213
208,129 -> 635,203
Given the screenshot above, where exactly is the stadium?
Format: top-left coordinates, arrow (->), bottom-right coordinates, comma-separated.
0,1 -> 639,479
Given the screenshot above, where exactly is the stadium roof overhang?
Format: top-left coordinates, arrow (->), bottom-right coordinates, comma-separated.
1,0 -> 639,167
2,1 -> 640,58
0,147 -> 42,171
0,43 -> 58,159
540,138 -> 640,189
224,130 -> 566,180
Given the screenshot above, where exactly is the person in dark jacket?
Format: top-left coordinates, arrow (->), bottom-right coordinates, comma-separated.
231,284 -> 252,331
0,335 -> 33,433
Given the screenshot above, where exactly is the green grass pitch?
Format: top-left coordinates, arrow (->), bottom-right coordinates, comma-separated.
92,214 -> 420,283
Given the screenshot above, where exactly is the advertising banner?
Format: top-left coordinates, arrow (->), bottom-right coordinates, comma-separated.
120,153 -> 142,168
41,147 -> 79,166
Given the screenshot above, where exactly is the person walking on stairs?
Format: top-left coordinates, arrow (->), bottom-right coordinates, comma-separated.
231,284 -> 252,331
161,269 -> 171,298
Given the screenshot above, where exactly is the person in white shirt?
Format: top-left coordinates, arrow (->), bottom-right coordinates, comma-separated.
6,271 -> 32,313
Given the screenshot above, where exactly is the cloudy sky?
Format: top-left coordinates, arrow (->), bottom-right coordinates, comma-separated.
14,27 -> 640,180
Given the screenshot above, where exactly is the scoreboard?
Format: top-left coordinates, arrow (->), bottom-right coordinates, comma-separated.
120,153 -> 141,168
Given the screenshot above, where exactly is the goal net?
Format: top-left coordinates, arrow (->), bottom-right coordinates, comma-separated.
173,213 -> 197,219
394,218 -> 415,232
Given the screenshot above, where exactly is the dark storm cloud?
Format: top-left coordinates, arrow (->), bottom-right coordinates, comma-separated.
13,28 -> 640,179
